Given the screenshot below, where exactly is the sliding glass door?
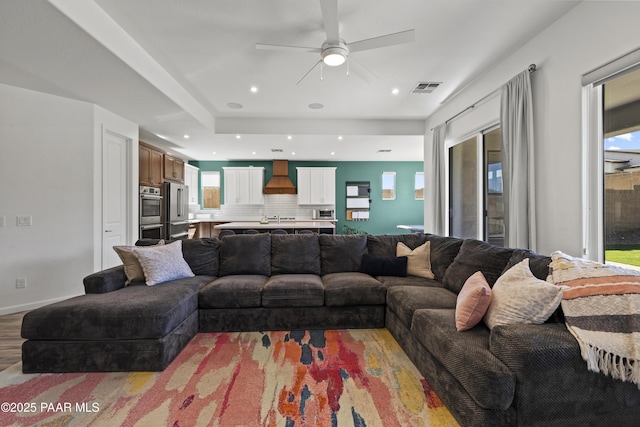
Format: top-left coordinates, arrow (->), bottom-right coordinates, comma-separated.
449,127 -> 503,245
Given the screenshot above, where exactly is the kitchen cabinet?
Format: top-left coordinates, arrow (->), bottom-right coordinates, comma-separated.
184,164 -> 199,205
223,167 -> 264,205
139,142 -> 163,187
164,154 -> 185,182
297,167 -> 336,205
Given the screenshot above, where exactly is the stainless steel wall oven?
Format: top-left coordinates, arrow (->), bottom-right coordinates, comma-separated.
139,186 -> 163,239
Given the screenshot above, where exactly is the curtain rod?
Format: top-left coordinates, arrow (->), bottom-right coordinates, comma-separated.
431,64 -> 536,131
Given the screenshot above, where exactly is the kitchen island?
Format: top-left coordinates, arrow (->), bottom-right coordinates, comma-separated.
213,221 -> 335,234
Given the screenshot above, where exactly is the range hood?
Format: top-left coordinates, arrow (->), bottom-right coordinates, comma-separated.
263,160 -> 296,194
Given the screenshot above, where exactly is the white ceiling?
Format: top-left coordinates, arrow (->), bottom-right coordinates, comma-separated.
0,0 -> 579,161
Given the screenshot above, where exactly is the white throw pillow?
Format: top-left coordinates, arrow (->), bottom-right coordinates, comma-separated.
132,240 -> 194,286
113,240 -> 164,285
396,241 -> 434,279
484,258 -> 563,329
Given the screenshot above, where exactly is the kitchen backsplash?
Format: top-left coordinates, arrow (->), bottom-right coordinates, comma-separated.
191,194 -> 335,221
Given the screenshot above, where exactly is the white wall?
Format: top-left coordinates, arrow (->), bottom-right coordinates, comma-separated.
424,1 -> 640,257
0,84 -> 138,314
0,84 -> 95,314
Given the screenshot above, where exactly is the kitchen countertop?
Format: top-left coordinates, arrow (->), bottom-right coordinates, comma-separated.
214,221 -> 335,230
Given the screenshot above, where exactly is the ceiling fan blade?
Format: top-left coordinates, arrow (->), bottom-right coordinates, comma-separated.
348,29 -> 415,53
348,57 -> 378,84
319,0 -> 340,43
256,43 -> 321,54
296,60 -> 323,86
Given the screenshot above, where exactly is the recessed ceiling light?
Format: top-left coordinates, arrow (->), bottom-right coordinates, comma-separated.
308,103 -> 324,109
331,152 -> 335,156
183,134 -> 190,139
337,135 -> 343,140
392,88 -> 400,95
252,151 -> 256,155
227,102 -> 243,109
250,86 -> 258,93
235,135 -> 241,139
287,135 -> 292,140
212,152 -> 216,155
292,152 -> 296,155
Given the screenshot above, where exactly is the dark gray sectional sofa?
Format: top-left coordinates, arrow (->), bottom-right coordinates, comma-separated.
21,233 -> 640,426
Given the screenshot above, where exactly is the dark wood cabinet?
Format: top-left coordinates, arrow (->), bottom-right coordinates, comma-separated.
164,154 -> 184,183
139,141 -> 163,187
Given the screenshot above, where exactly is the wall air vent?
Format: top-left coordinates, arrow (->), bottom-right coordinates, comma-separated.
271,148 -> 284,153
411,81 -> 442,94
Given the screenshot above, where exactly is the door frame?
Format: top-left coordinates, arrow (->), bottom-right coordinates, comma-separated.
93,121 -> 138,272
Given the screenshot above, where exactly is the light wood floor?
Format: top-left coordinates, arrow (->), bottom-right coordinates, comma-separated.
0,311 -> 27,371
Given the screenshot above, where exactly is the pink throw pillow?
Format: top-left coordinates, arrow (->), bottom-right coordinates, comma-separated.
455,271 -> 492,331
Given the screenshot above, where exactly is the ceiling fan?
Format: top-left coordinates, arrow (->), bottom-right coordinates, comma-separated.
256,0 -> 415,85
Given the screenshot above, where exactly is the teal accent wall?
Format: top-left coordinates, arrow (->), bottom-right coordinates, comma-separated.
190,160 -> 424,235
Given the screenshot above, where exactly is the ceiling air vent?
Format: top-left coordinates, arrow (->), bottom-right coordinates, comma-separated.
271,148 -> 284,153
377,149 -> 392,153
411,81 -> 441,94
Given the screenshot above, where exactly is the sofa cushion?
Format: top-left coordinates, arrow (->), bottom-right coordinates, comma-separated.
181,238 -> 221,276
262,274 -> 324,307
424,234 -> 464,282
22,276 -> 213,341
503,249 -> 551,280
442,239 -> 514,294
323,272 -> 387,306
396,241 -> 434,279
219,233 -> 271,276
456,271 -> 492,332
199,275 -> 267,309
411,308 -> 516,410
271,234 -> 321,275
484,259 -> 563,329
132,240 -> 195,286
319,234 -> 367,275
386,286 -> 457,327
376,275 -> 443,289
366,234 -> 428,258
358,253 -> 407,277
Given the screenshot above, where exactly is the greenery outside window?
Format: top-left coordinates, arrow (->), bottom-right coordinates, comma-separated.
201,171 -> 221,209
415,172 -> 424,200
382,172 -> 396,200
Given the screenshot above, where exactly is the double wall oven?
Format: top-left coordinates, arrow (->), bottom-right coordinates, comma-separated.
139,186 -> 163,239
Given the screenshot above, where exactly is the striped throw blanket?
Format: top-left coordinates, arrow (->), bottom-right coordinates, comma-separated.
550,251 -> 640,387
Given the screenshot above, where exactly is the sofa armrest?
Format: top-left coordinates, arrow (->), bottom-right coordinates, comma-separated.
490,323 -> 640,425
83,265 -> 127,294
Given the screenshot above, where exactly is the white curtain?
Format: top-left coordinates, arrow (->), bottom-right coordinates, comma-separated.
500,69 -> 536,249
430,123 -> 448,235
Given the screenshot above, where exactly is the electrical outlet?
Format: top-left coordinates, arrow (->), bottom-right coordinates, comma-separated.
16,216 -> 32,226
16,277 -> 27,289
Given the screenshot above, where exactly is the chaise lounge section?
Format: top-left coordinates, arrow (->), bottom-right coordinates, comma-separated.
21,232 -> 640,426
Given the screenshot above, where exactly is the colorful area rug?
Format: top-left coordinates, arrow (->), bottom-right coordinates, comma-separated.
0,329 -> 458,426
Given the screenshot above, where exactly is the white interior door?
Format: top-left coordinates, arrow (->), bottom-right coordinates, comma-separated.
102,130 -> 129,268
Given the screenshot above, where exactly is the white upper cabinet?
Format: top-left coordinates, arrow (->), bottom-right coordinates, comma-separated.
297,167 -> 336,205
223,167 -> 264,205
184,164 -> 199,204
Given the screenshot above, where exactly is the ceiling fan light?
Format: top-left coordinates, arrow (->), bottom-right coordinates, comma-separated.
321,45 -> 347,66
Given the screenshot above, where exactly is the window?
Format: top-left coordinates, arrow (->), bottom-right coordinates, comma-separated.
415,172 -> 424,200
382,172 -> 396,200
201,171 -> 221,209
583,49 -> 640,264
